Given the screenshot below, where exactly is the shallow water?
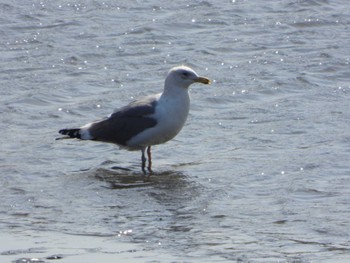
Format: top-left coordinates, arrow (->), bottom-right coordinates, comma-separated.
1,0 -> 350,262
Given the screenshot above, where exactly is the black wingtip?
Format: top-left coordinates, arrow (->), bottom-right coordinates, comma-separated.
58,128 -> 81,139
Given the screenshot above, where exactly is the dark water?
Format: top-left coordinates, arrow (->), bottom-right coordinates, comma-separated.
1,0 -> 349,262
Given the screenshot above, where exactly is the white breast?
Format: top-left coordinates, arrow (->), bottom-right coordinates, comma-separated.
126,90 -> 190,149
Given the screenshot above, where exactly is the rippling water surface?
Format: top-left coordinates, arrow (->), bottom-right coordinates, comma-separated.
1,1 -> 349,262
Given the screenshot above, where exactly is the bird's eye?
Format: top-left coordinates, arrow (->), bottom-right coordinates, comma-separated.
182,72 -> 189,77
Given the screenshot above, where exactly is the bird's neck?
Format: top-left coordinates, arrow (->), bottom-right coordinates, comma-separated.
160,84 -> 190,108
162,82 -> 189,97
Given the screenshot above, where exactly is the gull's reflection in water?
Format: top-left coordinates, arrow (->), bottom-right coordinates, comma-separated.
90,162 -> 194,190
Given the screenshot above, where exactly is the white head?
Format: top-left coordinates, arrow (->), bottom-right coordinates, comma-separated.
164,66 -> 211,90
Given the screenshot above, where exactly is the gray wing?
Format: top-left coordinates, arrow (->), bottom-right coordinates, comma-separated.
88,96 -> 158,146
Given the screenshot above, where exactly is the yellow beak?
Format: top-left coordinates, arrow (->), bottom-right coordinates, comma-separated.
195,76 -> 211,85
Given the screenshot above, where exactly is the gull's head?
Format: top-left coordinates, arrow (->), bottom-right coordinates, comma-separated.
165,65 -> 211,90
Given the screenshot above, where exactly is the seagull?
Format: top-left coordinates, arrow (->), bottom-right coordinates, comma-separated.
58,65 -> 211,173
